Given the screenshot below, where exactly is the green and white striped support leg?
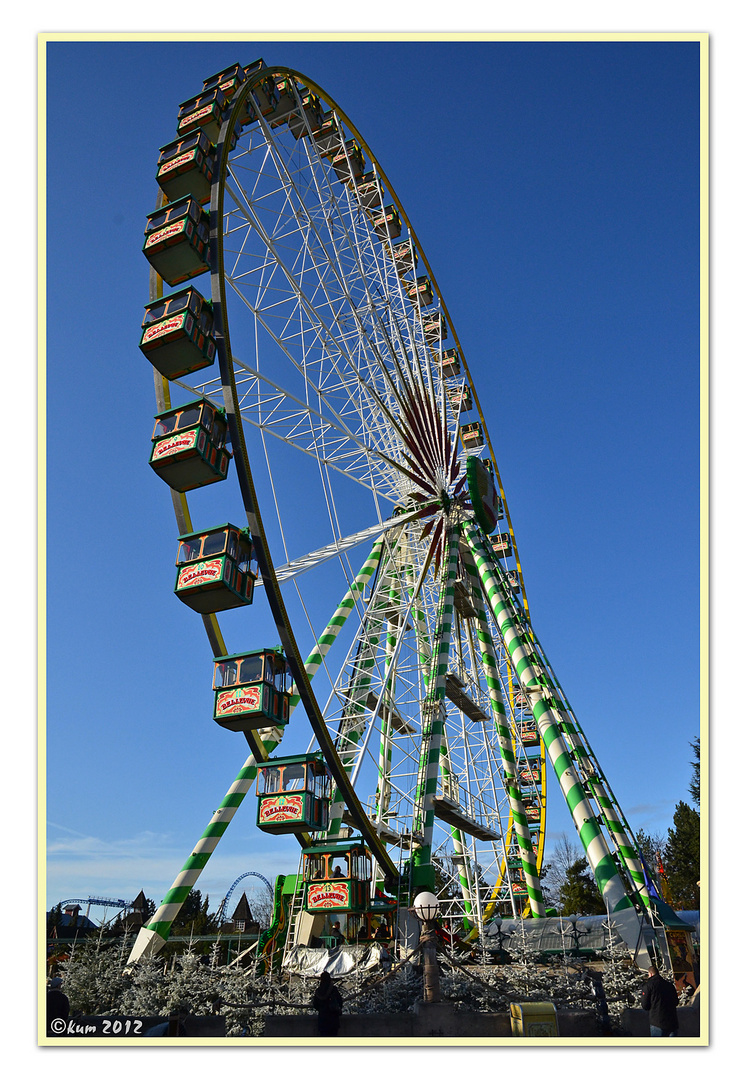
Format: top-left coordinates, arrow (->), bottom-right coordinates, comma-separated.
406,559 -> 433,696
326,569 -> 391,837
438,726 -> 475,924
501,583 -> 651,910
125,734 -> 283,968
460,533 -> 546,917
534,672 -> 650,907
463,521 -> 649,960
524,648 -> 652,909
533,649 -> 651,906
404,552 -> 472,913
372,583 -> 401,892
287,538 -> 385,713
586,776 -> 651,906
126,546 -> 388,968
412,523 -> 460,892
375,581 -> 400,825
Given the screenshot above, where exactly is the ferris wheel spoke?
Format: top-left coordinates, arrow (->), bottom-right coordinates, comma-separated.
303,529 -> 435,844
223,163 -> 398,398
271,520 -> 393,585
220,262 -> 453,506
225,348 -> 430,500
349,547 -> 432,790
222,130 -> 444,456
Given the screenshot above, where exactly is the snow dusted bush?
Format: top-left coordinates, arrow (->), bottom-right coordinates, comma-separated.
56,931 -> 651,1037
59,932 -> 132,1016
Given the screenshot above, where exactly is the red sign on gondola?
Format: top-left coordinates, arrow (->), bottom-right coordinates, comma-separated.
153,431 -> 199,459
177,558 -> 223,589
258,795 -> 304,824
179,104 -> 214,130
160,151 -> 198,176
145,220 -> 185,248
142,315 -> 186,342
307,883 -> 350,909
215,686 -> 262,716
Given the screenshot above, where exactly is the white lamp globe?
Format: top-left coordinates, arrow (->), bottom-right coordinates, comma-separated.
413,891 -> 440,922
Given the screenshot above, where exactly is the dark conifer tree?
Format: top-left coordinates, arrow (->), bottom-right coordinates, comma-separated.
557,858 -> 607,916
689,736 -> 700,807
664,801 -> 700,909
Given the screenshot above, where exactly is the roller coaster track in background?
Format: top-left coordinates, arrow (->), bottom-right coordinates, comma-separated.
216,871 -> 274,924
55,896 -> 133,924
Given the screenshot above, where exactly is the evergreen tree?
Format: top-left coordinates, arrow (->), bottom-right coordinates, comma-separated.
664,800 -> 700,909
60,931 -> 131,1015
689,736 -> 700,807
557,858 -> 607,916
164,949 -> 219,1017
47,903 -> 63,937
139,895 -> 157,922
123,952 -> 169,1018
171,889 -> 218,937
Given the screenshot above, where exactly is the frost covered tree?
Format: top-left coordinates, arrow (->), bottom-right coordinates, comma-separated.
503,921 -> 546,999
212,960 -> 266,1036
163,948 -> 220,1017
122,952 -> 169,1018
598,921 -> 646,1013
60,931 -> 131,1015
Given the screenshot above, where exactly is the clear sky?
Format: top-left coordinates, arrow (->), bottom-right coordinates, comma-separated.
43,35 -> 703,915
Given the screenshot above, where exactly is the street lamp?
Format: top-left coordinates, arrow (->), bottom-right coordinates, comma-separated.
413,891 -> 441,1004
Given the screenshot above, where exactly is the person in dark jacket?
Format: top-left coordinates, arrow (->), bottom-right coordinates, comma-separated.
641,964 -> 679,1036
47,976 -> 70,1035
312,971 -> 343,1037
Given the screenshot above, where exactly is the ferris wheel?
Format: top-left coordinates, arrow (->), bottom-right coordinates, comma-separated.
129,61 -> 653,968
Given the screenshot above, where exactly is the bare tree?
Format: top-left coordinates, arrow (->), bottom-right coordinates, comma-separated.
542,833 -> 584,909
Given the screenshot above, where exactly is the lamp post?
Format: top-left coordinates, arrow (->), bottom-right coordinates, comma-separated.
413,891 -> 441,1004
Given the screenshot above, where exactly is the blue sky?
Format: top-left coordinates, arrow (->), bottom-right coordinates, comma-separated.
43,36 -> 703,915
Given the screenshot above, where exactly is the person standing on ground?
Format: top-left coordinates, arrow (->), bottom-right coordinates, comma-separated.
641,964 -> 680,1037
46,976 -> 70,1035
312,971 -> 343,1037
